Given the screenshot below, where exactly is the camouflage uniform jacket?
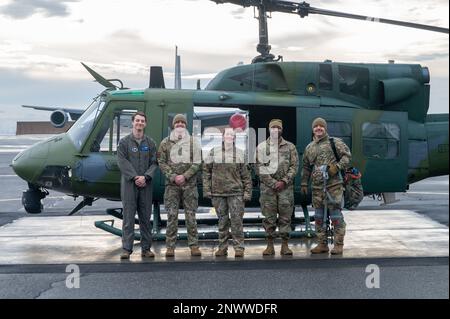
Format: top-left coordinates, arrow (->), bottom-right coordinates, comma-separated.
202,143 -> 252,197
301,133 -> 351,190
157,132 -> 200,187
256,137 -> 299,189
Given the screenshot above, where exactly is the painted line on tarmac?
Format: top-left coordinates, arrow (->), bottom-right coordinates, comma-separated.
0,196 -> 68,202
408,191 -> 449,195
0,150 -> 25,153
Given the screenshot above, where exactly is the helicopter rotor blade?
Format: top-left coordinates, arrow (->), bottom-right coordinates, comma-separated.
306,5 -> 449,34
81,62 -> 118,89
211,1 -> 449,34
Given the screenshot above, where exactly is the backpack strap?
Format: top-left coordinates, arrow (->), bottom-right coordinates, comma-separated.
329,137 -> 340,162
330,137 -> 346,179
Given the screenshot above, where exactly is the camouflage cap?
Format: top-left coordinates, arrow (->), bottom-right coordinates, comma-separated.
172,114 -> 187,127
312,117 -> 327,130
269,119 -> 283,129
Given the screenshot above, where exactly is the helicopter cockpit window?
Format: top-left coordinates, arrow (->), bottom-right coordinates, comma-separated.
319,64 -> 333,90
327,121 -> 352,150
338,65 -> 369,99
362,122 -> 400,159
67,98 -> 106,151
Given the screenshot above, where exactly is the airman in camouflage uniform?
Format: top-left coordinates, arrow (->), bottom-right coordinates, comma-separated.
157,114 -> 202,257
203,127 -> 252,258
256,119 -> 299,256
301,117 -> 351,255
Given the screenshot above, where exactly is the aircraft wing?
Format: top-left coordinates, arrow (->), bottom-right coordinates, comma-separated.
21,105 -> 84,121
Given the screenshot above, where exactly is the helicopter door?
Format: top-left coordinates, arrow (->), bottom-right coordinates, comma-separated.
352,109 -> 408,193
74,101 -> 145,199
144,91 -> 194,188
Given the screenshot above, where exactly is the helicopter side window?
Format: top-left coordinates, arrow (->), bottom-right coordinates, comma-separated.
319,64 -> 333,90
327,121 -> 352,150
90,110 -> 135,153
338,65 -> 369,99
362,122 -> 400,159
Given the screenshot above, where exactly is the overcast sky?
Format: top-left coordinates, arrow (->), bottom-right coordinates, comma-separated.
0,0 -> 448,128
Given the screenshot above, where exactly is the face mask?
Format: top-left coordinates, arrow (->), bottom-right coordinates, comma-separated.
270,129 -> 279,140
174,127 -> 185,137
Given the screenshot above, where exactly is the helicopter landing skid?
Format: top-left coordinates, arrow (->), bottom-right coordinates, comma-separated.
94,207 -> 317,241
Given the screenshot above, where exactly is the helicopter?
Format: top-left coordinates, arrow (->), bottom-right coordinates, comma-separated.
10,0 -> 449,240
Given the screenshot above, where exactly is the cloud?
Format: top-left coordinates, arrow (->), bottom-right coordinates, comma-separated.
0,0 -> 79,19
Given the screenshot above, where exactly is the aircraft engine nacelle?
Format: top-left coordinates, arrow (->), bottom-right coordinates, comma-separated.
50,110 -> 68,128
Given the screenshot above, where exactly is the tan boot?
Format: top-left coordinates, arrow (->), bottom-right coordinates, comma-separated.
190,246 -> 202,257
120,249 -> 132,260
262,237 -> 275,256
330,244 -> 343,255
331,233 -> 345,255
280,239 -> 293,255
165,247 -> 175,257
234,249 -> 244,258
311,225 -> 329,254
215,248 -> 228,257
141,249 -> 155,258
310,243 -> 329,254
331,224 -> 346,255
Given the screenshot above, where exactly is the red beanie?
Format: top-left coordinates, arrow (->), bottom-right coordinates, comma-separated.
229,113 -> 247,131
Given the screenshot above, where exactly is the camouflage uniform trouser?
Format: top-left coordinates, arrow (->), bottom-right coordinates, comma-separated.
121,184 -> 153,252
164,184 -> 199,249
312,184 -> 346,244
260,185 -> 294,240
211,196 -> 244,251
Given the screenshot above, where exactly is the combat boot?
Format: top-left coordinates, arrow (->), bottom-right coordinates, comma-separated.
234,249 -> 244,258
280,239 -> 293,255
215,248 -> 228,257
165,247 -> 175,257
190,246 -> 202,257
331,234 -> 345,255
311,226 -> 329,254
331,223 -> 346,255
141,249 -> 155,258
120,249 -> 132,260
262,237 -> 275,256
310,242 -> 329,254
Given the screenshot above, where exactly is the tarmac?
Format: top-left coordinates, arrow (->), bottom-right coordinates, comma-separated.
0,135 -> 448,299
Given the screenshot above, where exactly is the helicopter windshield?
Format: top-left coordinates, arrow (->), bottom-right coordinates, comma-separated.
67,96 -> 106,151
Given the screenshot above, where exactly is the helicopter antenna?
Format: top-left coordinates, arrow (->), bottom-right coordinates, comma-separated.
211,0 -> 449,63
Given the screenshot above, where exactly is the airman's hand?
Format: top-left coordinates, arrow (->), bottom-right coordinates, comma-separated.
328,164 -> 339,176
204,192 -> 212,199
301,186 -> 308,196
243,193 -> 252,202
175,175 -> 186,186
274,181 -> 286,192
135,176 -> 146,187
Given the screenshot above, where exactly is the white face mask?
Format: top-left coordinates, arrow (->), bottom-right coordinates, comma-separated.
174,127 -> 185,137
270,128 -> 280,140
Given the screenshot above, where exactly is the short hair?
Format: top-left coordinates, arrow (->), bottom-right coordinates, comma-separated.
132,111 -> 147,122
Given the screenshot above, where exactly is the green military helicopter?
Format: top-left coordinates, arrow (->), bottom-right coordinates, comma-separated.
11,0 -> 449,240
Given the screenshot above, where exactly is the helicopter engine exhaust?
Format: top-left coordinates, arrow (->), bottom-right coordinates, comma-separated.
50,110 -> 68,128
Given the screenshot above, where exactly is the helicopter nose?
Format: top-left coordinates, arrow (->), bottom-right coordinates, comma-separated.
11,149 -> 33,181
11,144 -> 47,182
